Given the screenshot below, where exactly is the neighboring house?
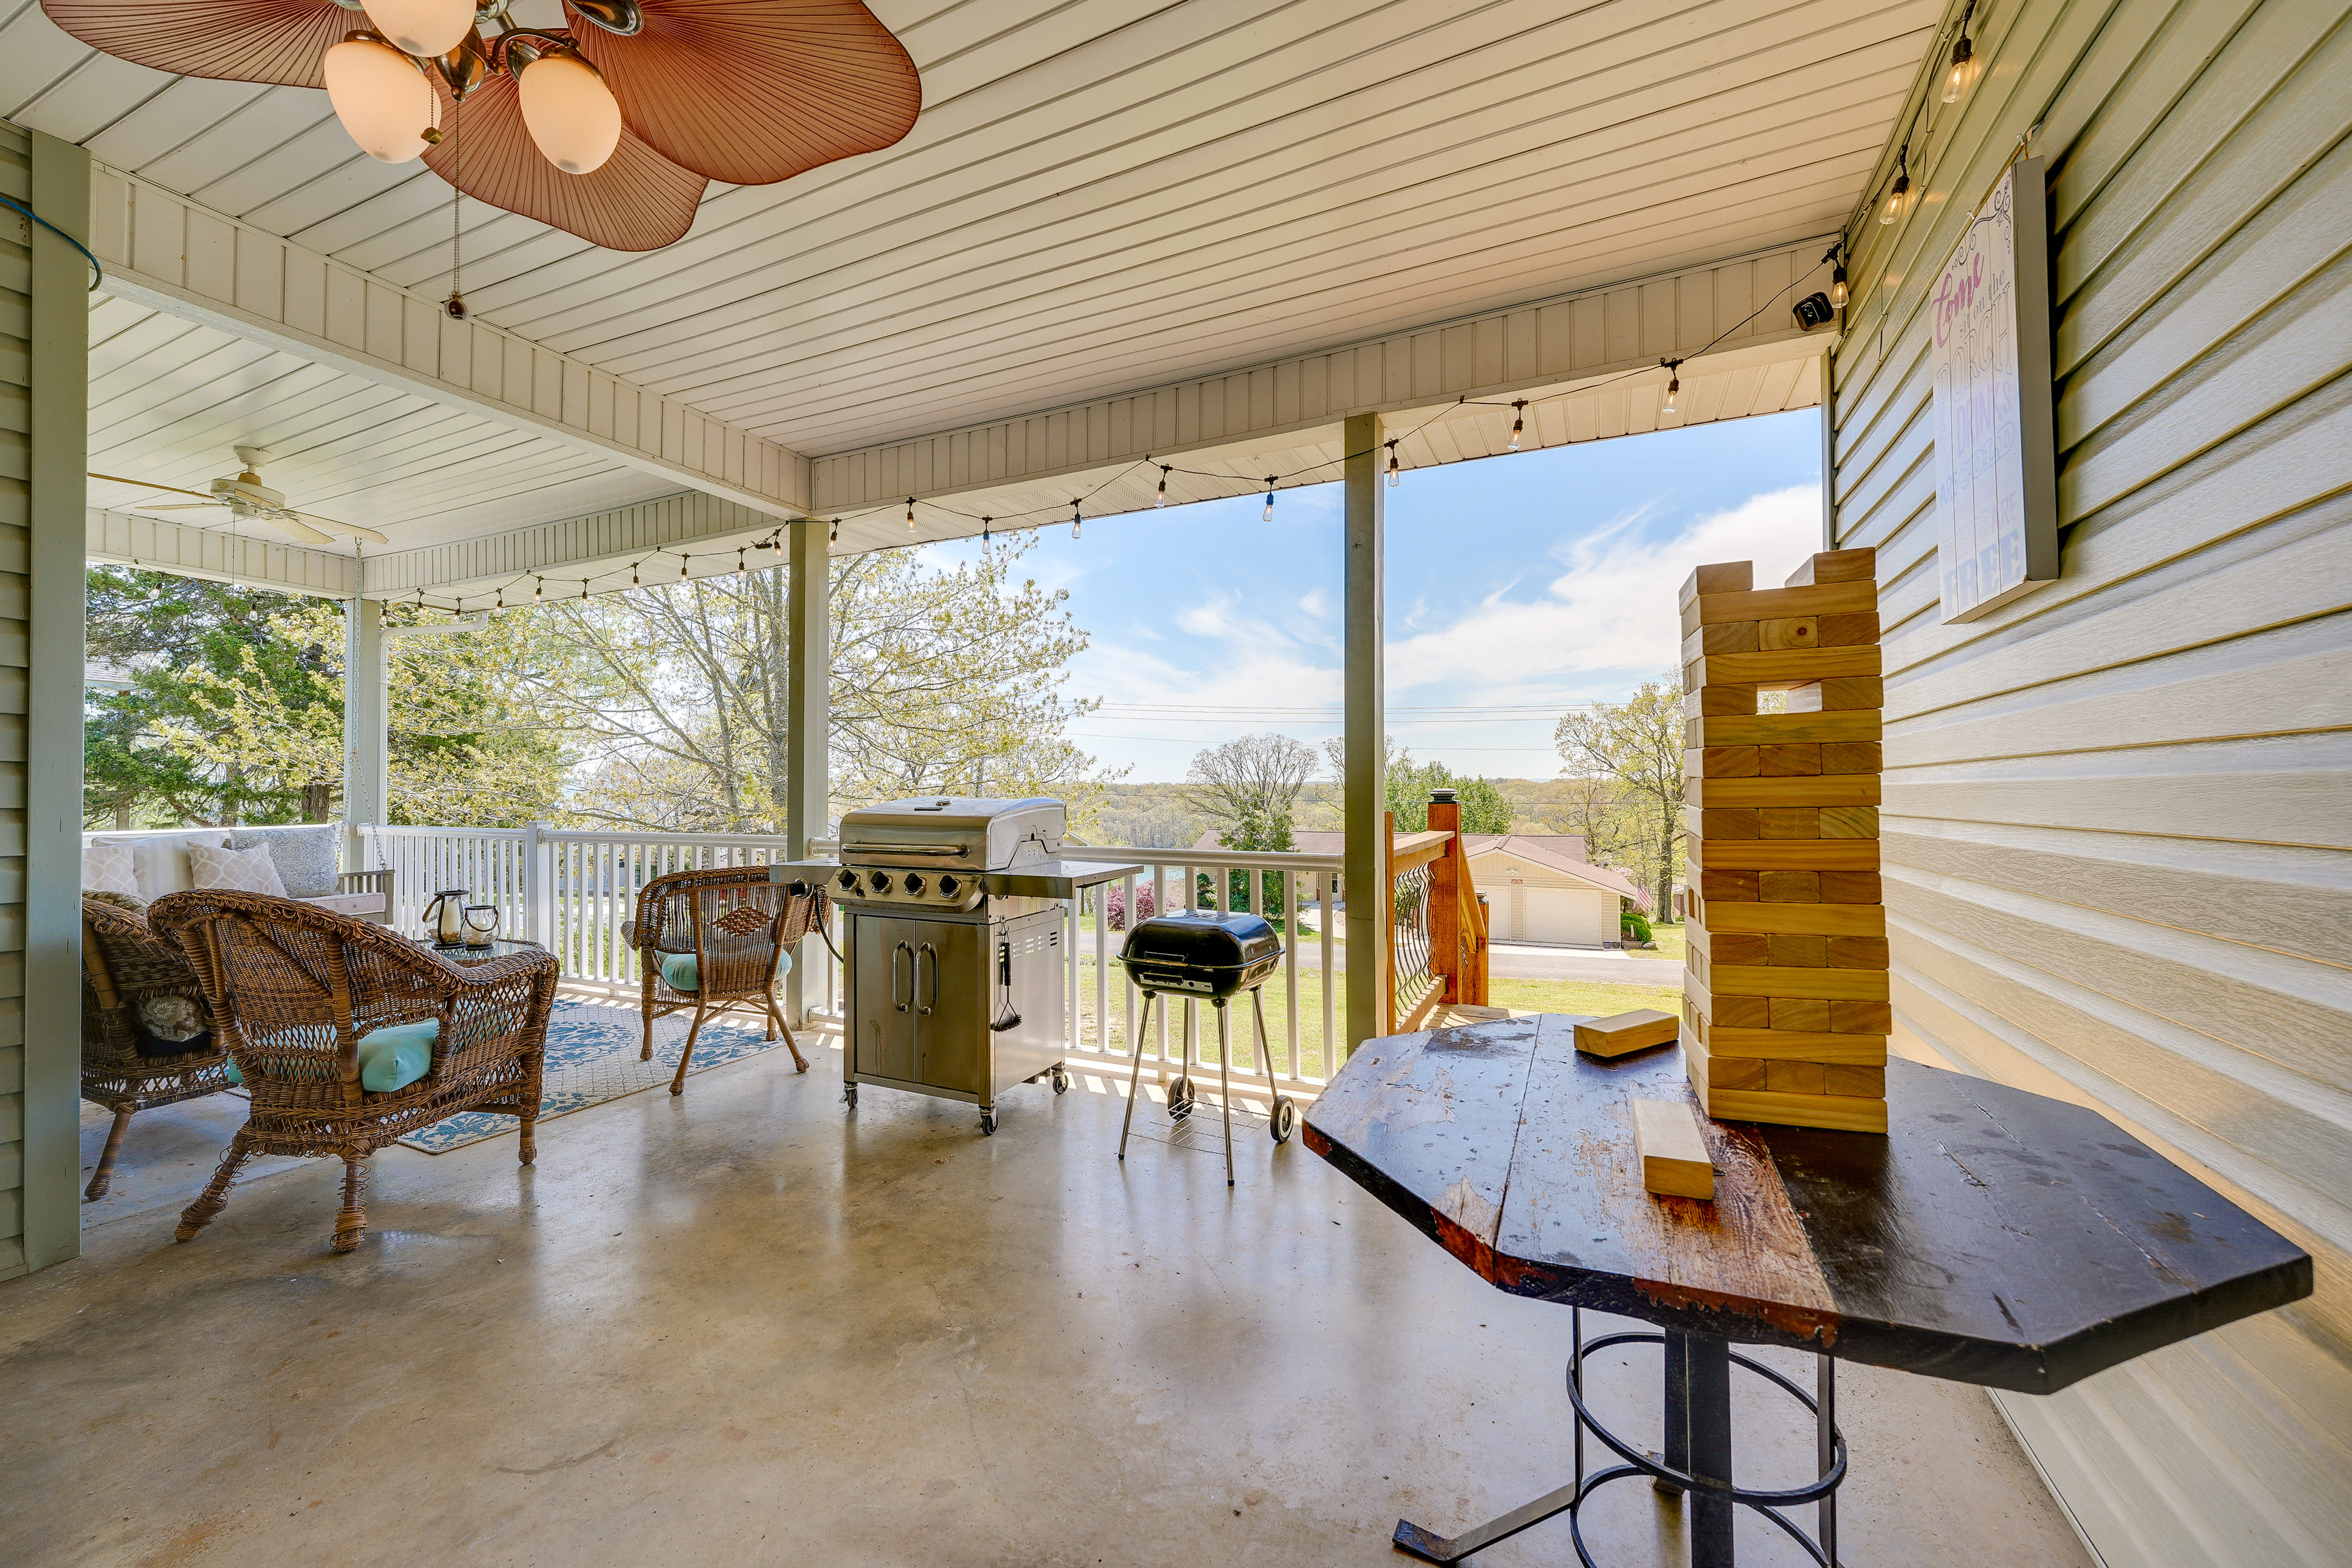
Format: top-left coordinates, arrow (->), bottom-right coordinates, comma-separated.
1188,830 -> 1646,947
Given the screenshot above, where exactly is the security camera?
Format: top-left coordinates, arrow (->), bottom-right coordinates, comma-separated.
1792,292 -> 1836,331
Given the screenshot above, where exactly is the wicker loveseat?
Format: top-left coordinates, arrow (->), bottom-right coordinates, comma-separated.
80,895 -> 236,1200
149,889 -> 557,1253
621,866 -> 829,1094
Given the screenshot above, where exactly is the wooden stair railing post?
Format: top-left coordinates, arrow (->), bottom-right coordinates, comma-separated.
1427,792 -> 1462,1005
1383,810 -> 1398,1036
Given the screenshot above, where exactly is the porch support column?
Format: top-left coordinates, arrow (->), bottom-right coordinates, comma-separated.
784,516 -> 830,1027
1343,412 -> 1388,1055
20,129 -> 92,1275
342,594 -> 388,865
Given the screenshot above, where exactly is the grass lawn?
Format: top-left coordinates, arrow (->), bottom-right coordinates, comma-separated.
1626,920 -> 1687,965
1074,965 -> 1683,1084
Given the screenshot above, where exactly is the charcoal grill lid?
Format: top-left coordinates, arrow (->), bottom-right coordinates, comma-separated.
1120,910 -> 1283,973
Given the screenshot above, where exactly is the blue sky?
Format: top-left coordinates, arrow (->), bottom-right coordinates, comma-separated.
935,408 -> 1825,783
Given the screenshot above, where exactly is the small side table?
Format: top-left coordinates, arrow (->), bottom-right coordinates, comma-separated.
410,937 -> 546,968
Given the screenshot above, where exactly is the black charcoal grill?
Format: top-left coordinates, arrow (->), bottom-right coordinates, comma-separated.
1116,911 -> 1295,1178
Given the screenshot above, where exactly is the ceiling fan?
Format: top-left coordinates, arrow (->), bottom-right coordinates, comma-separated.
91,448 -> 392,547
39,0 -> 922,253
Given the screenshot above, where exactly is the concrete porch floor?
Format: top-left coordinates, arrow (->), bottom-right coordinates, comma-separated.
2,1042 -> 2093,1567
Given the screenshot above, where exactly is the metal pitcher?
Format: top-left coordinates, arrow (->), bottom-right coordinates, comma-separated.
421,888 -> 470,946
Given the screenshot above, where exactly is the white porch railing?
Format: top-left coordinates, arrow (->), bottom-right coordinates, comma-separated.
360,826 -> 1347,1093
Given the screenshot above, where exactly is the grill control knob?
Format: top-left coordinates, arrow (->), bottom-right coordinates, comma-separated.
938,875 -> 959,897
904,874 -> 925,894
870,872 -> 893,894
836,870 -> 858,892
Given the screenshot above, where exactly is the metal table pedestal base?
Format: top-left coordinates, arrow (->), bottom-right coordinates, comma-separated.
1394,1310 -> 1846,1568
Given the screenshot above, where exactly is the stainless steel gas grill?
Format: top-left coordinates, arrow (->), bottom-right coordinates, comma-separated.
771,797 -> 1140,1135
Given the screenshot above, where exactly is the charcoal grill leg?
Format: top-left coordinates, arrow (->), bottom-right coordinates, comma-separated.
1118,992 -> 1156,1161
1214,999 -> 1234,1186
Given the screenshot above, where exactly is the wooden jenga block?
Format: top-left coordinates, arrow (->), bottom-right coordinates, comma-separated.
1760,616 -> 1817,650
1689,745 -> 1760,778
1792,677 -> 1885,711
1699,869 -> 1761,902
1765,933 -> 1828,968
1764,1060 -> 1826,1095
1760,808 -> 1820,839
1686,1039 -> 1766,1091
1823,1063 -> 1888,1097
1686,581 -> 1877,628
1705,1027 -> 1887,1063
1831,1001 -> 1894,1034
1686,774 -> 1879,809
1632,1097 -> 1716,1199
1575,1009 -> 1680,1058
1819,872 -> 1883,903
1684,806 -> 1760,840
1712,965 -> 1890,1002
1704,902 -> 1885,938
1686,712 -> 1882,748
1684,978 -> 1770,1030
1785,548 -> 1878,587
1685,684 -> 1758,717
1760,743 -> 1822,775
1819,807 -> 1880,839
1687,1049 -> 1889,1134
1687,646 -> 1882,688
1822,742 -> 1882,774
1817,614 -> 1880,646
1682,620 -> 1762,662
1686,841 -> 1878,872
1759,870 -> 1820,902
1770,998 -> 1831,1031
1827,936 -> 1890,967
1687,926 -> 1768,966
1679,560 -> 1754,607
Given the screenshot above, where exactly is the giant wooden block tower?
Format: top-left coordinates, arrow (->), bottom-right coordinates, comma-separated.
1679,547 -> 1889,1135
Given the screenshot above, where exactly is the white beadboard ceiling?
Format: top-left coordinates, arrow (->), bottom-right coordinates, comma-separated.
9,0 -> 1943,564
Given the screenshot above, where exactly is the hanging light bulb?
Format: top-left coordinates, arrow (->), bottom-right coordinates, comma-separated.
631,566 -> 640,585
737,548 -> 747,573
495,591 -> 503,608
534,577 -> 544,598
1830,261 -> 1849,309
1156,466 -> 1170,508
325,34 -> 442,164
579,581 -> 588,600
1879,151 -> 1910,225
829,518 -> 839,544
511,41 -> 622,175
906,497 -> 917,533
680,557 -> 690,579
1508,401 -> 1526,452
361,0 -> 476,58
1071,501 -> 1082,540
981,516 -> 992,544
1943,5 -> 1978,102
1262,479 -> 1276,523
1661,359 -> 1683,416
1387,441 -> 1400,488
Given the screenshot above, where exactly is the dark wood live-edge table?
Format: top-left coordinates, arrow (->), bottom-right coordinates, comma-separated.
1302,1015 -> 2310,1567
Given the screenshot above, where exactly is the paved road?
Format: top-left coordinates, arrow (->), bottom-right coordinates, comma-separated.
1074,933 -> 1680,986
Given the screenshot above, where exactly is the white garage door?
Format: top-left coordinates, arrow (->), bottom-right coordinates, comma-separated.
1506,886 -> 1611,946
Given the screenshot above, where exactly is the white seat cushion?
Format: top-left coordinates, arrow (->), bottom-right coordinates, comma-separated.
188,843 -> 288,896
298,892 -> 386,918
88,831 -> 230,902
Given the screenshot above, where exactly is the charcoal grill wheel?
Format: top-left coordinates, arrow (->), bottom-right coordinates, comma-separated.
979,1110 -> 998,1136
1167,1076 -> 1196,1118
1269,1096 -> 1297,1144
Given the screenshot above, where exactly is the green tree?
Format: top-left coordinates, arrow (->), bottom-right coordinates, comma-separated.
1554,676 -> 1686,919
1318,735 -> 1517,834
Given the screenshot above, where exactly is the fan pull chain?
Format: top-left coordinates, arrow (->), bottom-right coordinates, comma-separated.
444,89 -> 466,320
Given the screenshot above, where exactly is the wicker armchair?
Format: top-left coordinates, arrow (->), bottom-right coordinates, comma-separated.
149,889 -> 558,1253
80,896 -> 236,1200
622,866 -> 829,1094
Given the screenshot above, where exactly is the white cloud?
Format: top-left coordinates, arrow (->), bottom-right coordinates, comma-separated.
1384,484 -> 1822,698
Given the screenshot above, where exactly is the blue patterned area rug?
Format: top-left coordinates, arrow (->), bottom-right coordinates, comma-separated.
399,997 -> 791,1153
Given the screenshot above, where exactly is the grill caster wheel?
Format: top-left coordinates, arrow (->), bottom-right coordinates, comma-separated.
843,1084 -> 858,1109
1268,1096 -> 1297,1144
1167,1075 -> 1195,1118
1051,1066 -> 1069,1095
979,1111 -> 998,1136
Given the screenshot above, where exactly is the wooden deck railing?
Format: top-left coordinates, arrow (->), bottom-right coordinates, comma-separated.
1387,792 -> 1491,1033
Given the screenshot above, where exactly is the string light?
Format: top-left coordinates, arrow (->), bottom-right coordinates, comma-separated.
1880,148 -> 1910,225
1155,466 -> 1170,507
1069,499 -> 1083,540
737,547 -> 746,573
579,581 -> 588,600
1943,1 -> 1977,102
680,557 -> 690,579
1262,478 -> 1276,522
906,497 -> 916,533
829,518 -> 839,544
1387,440 -> 1400,487
981,516 -> 992,544
631,566 -> 639,584
1830,246 -> 1849,309
495,591 -> 503,608
1507,400 -> 1526,452
1660,358 -> 1683,415
534,577 -> 544,599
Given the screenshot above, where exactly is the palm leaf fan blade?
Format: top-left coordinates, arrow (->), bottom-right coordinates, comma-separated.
39,0 -> 349,88
565,0 -> 919,187
421,71 -> 706,252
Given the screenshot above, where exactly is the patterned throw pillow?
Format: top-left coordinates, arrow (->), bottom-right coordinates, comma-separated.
188,843 -> 288,897
83,843 -> 138,897
84,890 -> 149,916
137,993 -> 206,1042
232,825 -> 340,899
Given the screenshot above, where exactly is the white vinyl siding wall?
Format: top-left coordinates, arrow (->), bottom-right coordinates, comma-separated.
0,123 -> 29,1276
1479,858 -> 1618,946
1826,0 -> 2352,1561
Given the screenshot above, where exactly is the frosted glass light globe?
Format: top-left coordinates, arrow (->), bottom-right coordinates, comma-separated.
325,38 -> 441,164
361,0 -> 477,59
518,53 -> 622,175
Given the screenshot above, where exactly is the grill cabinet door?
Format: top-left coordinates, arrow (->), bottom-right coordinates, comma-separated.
913,918 -> 987,1097
851,915 -> 918,1083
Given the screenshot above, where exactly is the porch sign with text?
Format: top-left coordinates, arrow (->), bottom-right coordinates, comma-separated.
1930,156 -> 2059,622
